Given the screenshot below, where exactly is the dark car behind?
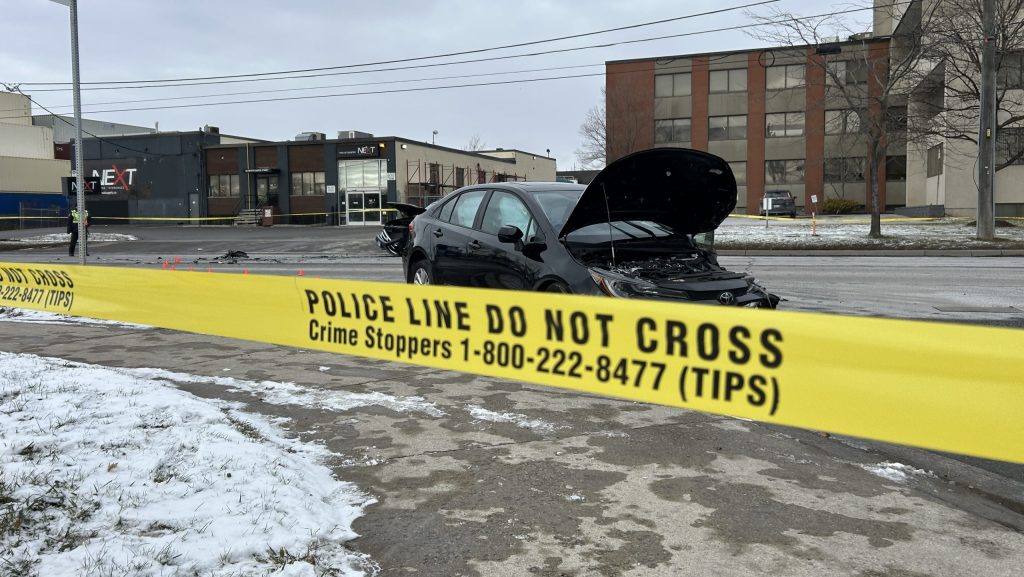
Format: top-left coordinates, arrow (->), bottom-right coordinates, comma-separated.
402,148 -> 779,307
762,190 -> 797,218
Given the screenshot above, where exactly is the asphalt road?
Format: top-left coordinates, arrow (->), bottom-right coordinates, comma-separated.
3,224 -> 1023,325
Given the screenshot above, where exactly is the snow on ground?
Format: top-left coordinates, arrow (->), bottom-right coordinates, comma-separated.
861,461 -> 936,483
2,232 -> 138,244
0,353 -> 376,577
716,217 -> 1024,249
467,404 -> 567,434
0,306 -> 152,329
127,366 -> 447,418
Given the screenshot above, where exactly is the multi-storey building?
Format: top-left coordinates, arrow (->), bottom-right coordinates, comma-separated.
605,35 -> 906,215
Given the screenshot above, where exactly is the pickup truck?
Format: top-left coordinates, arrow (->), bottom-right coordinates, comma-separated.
762,190 -> 797,218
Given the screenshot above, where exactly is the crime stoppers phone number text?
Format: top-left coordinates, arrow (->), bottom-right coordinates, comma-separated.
462,339 -> 780,416
0,283 -> 75,311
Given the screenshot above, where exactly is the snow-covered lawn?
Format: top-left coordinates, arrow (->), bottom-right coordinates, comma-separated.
1,232 -> 138,245
0,353 -> 376,577
715,217 -> 1024,249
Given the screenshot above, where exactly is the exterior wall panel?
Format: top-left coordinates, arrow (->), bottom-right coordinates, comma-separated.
606,61 -> 654,161
746,52 -> 767,214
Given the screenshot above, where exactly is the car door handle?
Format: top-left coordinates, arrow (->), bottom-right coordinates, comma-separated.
432,229 -> 443,238
468,240 -> 481,250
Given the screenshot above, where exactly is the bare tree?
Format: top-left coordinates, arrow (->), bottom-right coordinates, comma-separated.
463,134 -> 487,152
909,0 -> 1024,170
575,88 -> 606,169
747,2 -> 936,237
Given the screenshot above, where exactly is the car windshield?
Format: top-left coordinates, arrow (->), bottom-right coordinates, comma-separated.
532,190 -> 583,231
564,220 -> 683,244
765,191 -> 791,198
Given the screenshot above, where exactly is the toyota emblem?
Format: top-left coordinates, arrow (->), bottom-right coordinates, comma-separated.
718,291 -> 736,305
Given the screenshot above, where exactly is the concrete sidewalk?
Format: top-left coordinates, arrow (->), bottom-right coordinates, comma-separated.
2,315 -> 1021,576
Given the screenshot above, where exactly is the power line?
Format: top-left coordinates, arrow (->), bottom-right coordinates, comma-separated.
0,4 -> 918,121
16,0 -> 779,87
14,2 -> 885,94
15,89 -> 182,157
4,64 -> 607,112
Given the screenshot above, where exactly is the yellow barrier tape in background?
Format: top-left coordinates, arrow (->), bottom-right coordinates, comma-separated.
1,261 -> 1021,463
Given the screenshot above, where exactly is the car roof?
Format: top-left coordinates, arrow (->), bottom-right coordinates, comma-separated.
464,182 -> 586,194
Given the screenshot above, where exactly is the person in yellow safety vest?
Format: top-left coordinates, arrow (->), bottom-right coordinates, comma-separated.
67,206 -> 90,257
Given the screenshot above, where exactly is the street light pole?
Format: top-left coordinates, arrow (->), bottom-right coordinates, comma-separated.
978,0 -> 997,240
54,0 -> 88,263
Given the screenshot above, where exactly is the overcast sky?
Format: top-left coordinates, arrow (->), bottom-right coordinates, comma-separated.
2,0 -> 854,170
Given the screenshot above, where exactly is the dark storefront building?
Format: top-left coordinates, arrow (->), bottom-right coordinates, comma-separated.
80,130 -> 262,222
205,136 -> 555,226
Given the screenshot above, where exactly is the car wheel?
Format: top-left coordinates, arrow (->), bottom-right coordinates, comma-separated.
409,260 -> 432,285
544,281 -> 570,293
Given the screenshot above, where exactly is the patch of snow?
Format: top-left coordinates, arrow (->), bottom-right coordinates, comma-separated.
861,461 -> 934,483
467,405 -> 566,434
0,352 -> 375,576
126,366 -> 446,417
0,306 -> 152,329
567,493 -> 585,502
7,233 -> 138,244
318,366 -> 331,372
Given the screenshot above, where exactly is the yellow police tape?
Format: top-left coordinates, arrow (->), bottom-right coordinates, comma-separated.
1,261 -> 1021,463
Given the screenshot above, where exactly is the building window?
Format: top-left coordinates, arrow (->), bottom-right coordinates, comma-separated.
824,157 -> 865,182
655,118 -> 692,143
655,72 -> 692,97
765,112 -> 805,137
827,60 -> 869,86
709,69 -> 747,93
338,160 -> 385,190
886,106 -> 908,133
208,174 -> 239,197
455,167 -> 465,188
998,52 -> 1024,89
291,171 -> 326,195
996,127 -> 1024,166
825,109 -> 861,135
766,64 -> 805,90
709,115 -> 747,141
926,144 -> 944,177
765,159 -> 805,184
728,161 -> 747,185
886,155 -> 907,181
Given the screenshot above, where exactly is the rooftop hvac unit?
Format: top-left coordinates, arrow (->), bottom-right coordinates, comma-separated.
295,131 -> 326,141
203,125 -> 220,134
338,130 -> 374,140
848,32 -> 874,41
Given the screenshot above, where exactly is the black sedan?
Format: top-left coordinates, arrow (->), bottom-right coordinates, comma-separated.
402,148 -> 779,307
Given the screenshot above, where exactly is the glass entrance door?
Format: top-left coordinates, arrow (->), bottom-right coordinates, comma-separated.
346,189 -> 382,225
255,176 -> 278,206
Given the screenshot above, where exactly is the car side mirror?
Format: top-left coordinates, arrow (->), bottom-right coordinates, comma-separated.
497,225 -> 524,243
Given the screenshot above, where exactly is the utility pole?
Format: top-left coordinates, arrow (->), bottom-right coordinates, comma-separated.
978,0 -> 997,240
52,0 -> 87,262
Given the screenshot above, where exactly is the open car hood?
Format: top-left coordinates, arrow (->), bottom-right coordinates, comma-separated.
386,202 -> 426,218
558,148 -> 737,238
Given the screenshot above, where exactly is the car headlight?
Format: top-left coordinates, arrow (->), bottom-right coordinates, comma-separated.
589,268 -> 658,298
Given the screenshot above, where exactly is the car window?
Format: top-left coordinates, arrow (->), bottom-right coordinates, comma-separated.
437,196 -> 457,222
480,191 -> 533,235
450,190 -> 487,228
565,220 -> 679,243
533,190 -> 583,231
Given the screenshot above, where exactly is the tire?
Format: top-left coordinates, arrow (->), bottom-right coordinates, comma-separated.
544,281 -> 570,293
409,259 -> 432,285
